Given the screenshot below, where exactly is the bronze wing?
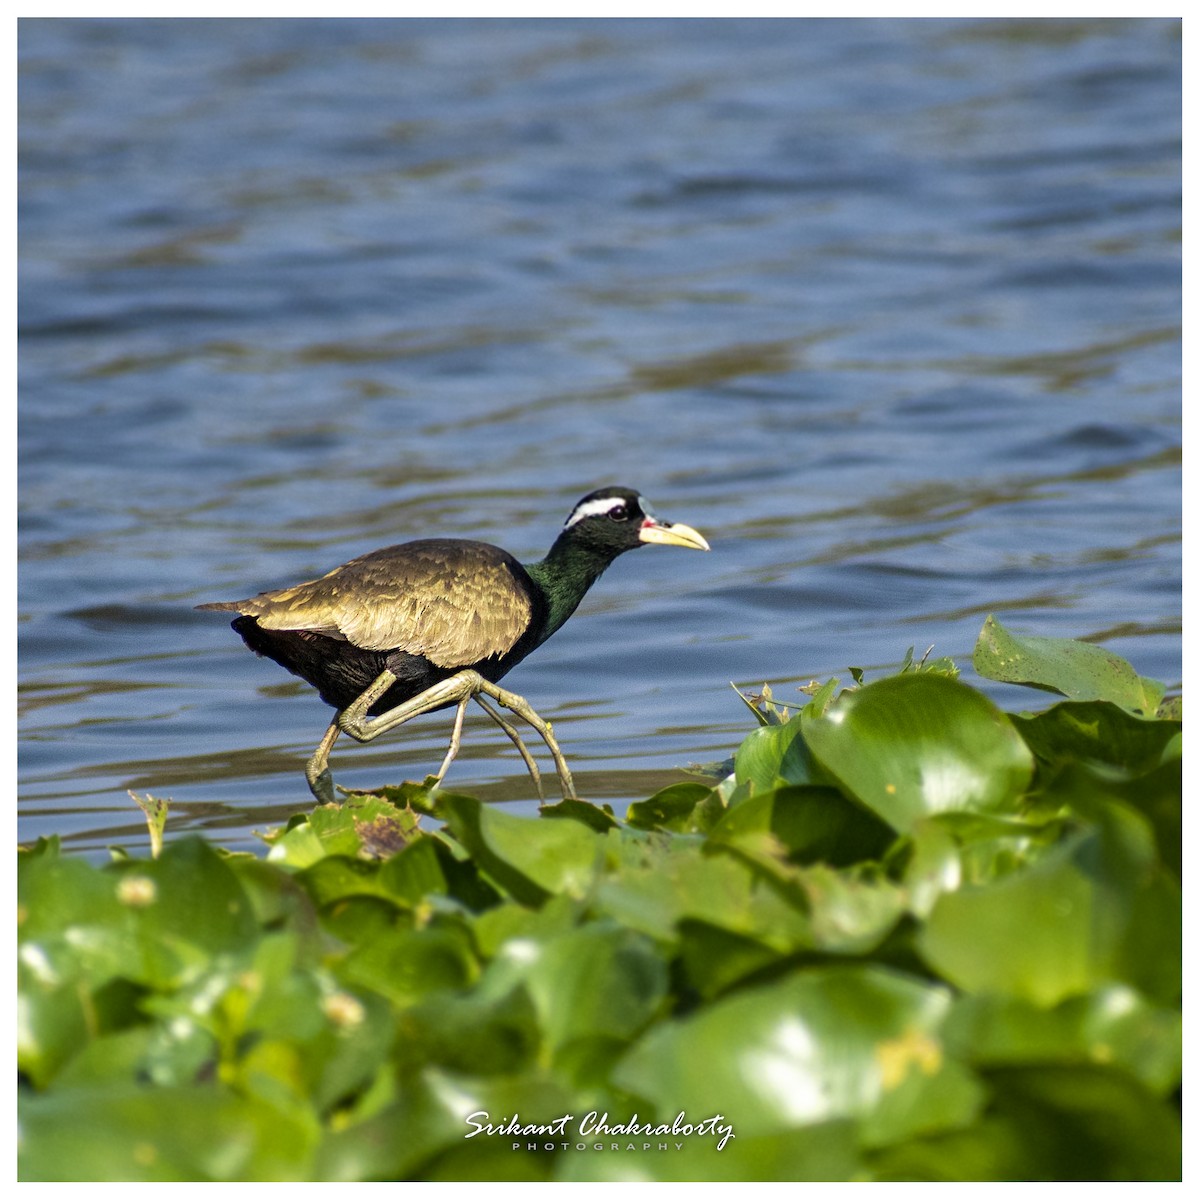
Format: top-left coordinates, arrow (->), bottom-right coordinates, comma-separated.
199,539 -> 533,669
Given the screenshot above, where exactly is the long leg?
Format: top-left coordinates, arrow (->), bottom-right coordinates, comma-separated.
334,667 -> 576,799
306,720 -> 342,805
473,694 -> 543,798
479,679 -> 576,800
434,694 -> 471,782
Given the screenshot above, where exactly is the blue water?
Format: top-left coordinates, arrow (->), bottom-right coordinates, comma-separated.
18,18 -> 1181,856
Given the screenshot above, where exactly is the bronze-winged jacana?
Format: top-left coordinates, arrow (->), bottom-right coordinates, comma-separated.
197,487 -> 709,803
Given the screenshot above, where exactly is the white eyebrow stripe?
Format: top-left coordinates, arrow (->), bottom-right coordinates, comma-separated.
564,495 -> 640,528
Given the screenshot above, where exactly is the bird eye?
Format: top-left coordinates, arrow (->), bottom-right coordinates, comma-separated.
608,504 -> 630,522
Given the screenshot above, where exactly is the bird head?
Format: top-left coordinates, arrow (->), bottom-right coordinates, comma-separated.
561,487 -> 710,557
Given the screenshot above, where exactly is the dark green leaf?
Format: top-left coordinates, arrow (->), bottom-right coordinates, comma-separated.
438,793 -> 601,905
626,782 -> 714,831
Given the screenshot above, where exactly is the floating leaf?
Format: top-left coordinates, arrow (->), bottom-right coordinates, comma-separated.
539,797 -> 619,832
479,923 -> 668,1059
944,985 -> 1181,1096
733,720 -> 819,790
870,1064 -> 1180,1181
594,833 -> 810,952
801,674 -> 1033,833
614,966 -> 983,1147
709,784 -> 894,866
918,813 -> 1172,1006
437,793 -> 600,905
18,1085 -> 320,1181
626,782 -> 715,831
973,614 -> 1165,715
1011,700 -> 1180,774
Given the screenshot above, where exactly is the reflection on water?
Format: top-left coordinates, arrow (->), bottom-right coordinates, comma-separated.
19,18 -> 1180,856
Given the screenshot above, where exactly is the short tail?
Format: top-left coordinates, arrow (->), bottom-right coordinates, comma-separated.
195,600 -> 248,612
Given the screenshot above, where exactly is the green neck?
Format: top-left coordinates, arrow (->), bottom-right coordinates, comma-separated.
523,534 -> 622,646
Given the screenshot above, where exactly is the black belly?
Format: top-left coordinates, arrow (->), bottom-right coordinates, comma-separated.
230,616 -> 517,716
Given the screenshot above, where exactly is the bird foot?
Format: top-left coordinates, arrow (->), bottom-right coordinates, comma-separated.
306,765 -> 338,806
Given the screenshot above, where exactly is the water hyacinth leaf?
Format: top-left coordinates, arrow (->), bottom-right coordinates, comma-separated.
50,1023 -> 201,1091
400,1069 -> 582,1181
869,1065 -> 1181,1182
1111,867 -> 1181,1007
712,835 -> 907,956
17,960 -> 93,1088
394,985 -> 542,1078
256,989 -> 393,1115
265,819 -> 328,869
898,820 -> 962,919
801,674 -> 1033,833
614,966 -> 982,1146
310,1068 -> 479,1182
733,720 -> 818,790
733,847 -> 904,958
626,782 -> 714,831
121,837 -> 260,957
1044,757 -> 1181,881
555,1120 -> 862,1182
304,795 -> 420,859
18,858 -> 151,1000
437,792 -> 600,904
19,842 -> 128,939
336,924 -> 478,1008
298,856 -> 394,909
227,854 -> 322,931
300,842 -> 450,913
539,796 -> 620,832
378,837 -> 451,906
796,864 -> 907,956
592,840 -> 811,952
982,1066 -> 1181,1182
922,809 -> 1066,888
1011,700 -> 1180,774
944,986 -> 1182,1096
918,818 -> 1164,1006
26,841 -> 260,996
18,1085 -> 320,1181
709,784 -> 894,866
480,924 -> 668,1056
973,615 -> 1165,715
676,919 -> 788,998
469,893 -> 582,960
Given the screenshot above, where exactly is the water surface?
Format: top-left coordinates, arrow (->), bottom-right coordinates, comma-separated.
19,18 -> 1181,855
